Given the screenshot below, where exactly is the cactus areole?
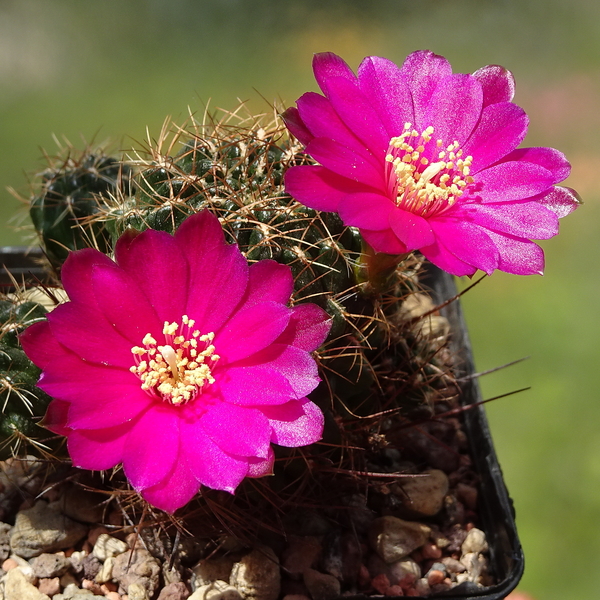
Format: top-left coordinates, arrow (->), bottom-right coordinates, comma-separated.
20,211 -> 331,513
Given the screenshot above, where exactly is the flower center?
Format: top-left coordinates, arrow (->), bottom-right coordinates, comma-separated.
130,315 -> 219,406
385,123 -> 474,217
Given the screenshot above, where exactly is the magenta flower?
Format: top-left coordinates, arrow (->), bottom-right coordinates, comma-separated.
20,211 -> 331,513
284,51 -> 580,276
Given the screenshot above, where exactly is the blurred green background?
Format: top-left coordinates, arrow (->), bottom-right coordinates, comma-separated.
0,0 -> 597,598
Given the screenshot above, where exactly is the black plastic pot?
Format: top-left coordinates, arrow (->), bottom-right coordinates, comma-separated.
0,248 -> 523,599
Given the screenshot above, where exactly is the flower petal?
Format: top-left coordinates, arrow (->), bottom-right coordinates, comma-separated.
483,230 -> 545,275
41,400 -> 71,436
285,165 -> 373,212
361,228 -> 408,255
247,448 -> 275,478
275,303 -> 332,351
536,186 -> 582,218
389,209 -> 435,250
141,458 -> 199,513
400,50 -> 453,128
463,102 -> 528,173
182,421 -> 248,492
244,260 -> 293,308
423,74 -> 483,147
67,423 -> 130,471
115,228 -> 189,324
475,161 -> 556,203
472,64 -> 516,106
263,398 -> 324,447
429,219 -> 499,275
313,52 -> 357,95
305,138 -> 386,189
201,403 -> 271,459
338,192 -> 394,230
503,147 -> 571,183
281,107 -> 313,145
19,321 -> 64,370
216,301 -> 291,363
218,366 -> 296,406
420,239 -> 478,277
463,201 -> 559,239
123,406 -> 180,490
357,56 -> 413,136
61,248 -> 116,307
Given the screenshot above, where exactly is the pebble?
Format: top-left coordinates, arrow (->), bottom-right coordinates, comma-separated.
420,542 -> 442,560
38,576 -> 61,597
0,522 -> 13,561
388,558 -> 421,584
128,582 -> 150,600
455,483 -> 478,511
10,500 -> 87,559
157,581 -> 191,600
394,469 -> 449,517
3,566 -> 51,600
94,555 -> 114,584
229,547 -> 280,600
302,568 -> 341,600
384,584 -> 404,596
426,569 -> 445,586
49,487 -> 105,524
192,556 -> 236,589
461,528 -> 488,555
30,552 -> 70,578
112,547 -> 160,598
189,580 -> 242,600
2,557 -> 17,571
441,557 -> 466,573
371,573 -> 390,594
282,536 -> 321,579
93,534 -> 129,561
368,516 -> 430,563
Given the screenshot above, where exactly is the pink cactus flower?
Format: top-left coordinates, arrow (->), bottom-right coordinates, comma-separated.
284,50 -> 580,276
20,211 -> 331,513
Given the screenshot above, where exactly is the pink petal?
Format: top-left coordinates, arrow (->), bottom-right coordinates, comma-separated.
419,239 -> 478,277
201,403 -> 271,459
215,301 -> 291,363
475,161 -> 556,203
472,64 -> 516,106
114,228 -> 189,324
462,201 -> 559,240
123,406 -> 180,490
244,260 -> 293,308
297,92 -> 380,163
20,321 -> 64,370
324,76 -> 390,155
262,398 -> 324,447
399,51 -> 453,129
182,421 -> 248,492
281,107 -> 313,145
247,448 -> 275,478
61,248 -> 116,307
357,56 -> 413,136
275,303 -> 332,351
484,230 -> 545,275
41,400 -> 71,436
338,192 -> 394,230
361,228 -> 408,255
141,458 -> 200,513
423,74 -> 483,147
175,212 -> 249,332
462,102 -> 528,173
285,165 -> 373,212
429,219 -> 499,275
218,366 -> 296,406
67,423 -> 130,471
91,264 -> 164,345
236,344 -> 321,399
48,303 -> 133,368
389,210 -> 435,250
305,138 -> 386,189
536,186 -> 581,218
503,147 -> 571,183
313,52 -> 357,95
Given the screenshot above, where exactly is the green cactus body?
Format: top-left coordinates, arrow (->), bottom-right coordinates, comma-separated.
0,298 -> 53,459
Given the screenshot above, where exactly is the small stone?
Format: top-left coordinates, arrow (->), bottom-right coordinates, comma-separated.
0,522 -> 13,561
230,547 -> 280,600
455,483 -> 478,511
394,470 -> 449,517
371,573 -> 391,594
421,542 -> 442,560
10,500 -> 87,559
49,486 -> 106,524
388,558 -> 421,584
368,516 -> 430,563
441,557 -> 466,574
95,556 -> 114,584
281,536 -> 321,579
38,577 -> 61,596
105,593 -> 121,600
93,534 -> 129,561
461,528 -> 488,555
302,568 -> 341,600
460,552 -> 487,582
87,527 -> 109,547
8,553 -> 36,581
128,583 -> 150,600
426,570 -> 445,586
3,567 -> 51,600
2,557 -> 17,571
414,578 -> 430,596
82,579 -> 104,595
81,554 -> 102,580
157,582 -> 190,600
192,556 -> 235,588
112,547 -> 160,598
59,572 -> 78,588
189,580 -> 242,600
31,552 -> 70,578
384,585 -> 404,596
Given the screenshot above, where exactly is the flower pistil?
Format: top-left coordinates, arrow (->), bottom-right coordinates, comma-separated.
130,315 -> 220,405
385,123 -> 474,217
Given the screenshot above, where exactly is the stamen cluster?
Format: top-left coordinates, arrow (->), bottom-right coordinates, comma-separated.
130,315 -> 219,405
385,123 -> 474,217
